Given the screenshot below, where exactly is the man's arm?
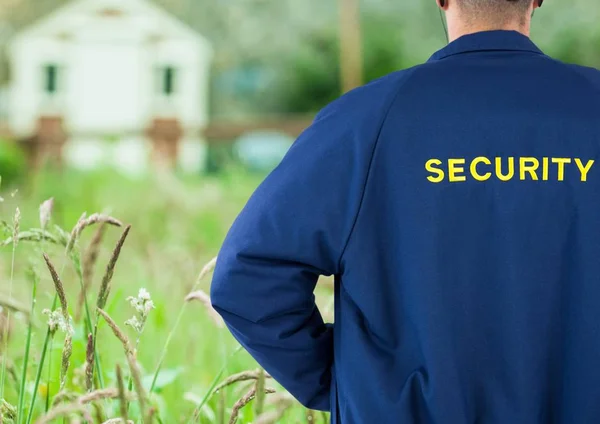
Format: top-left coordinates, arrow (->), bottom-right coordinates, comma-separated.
210,72 -> 408,410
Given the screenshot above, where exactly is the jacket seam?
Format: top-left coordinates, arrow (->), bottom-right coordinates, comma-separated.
336,68 -> 420,271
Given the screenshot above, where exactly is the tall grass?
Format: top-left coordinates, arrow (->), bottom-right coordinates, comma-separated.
24,213 -> 122,424
0,207 -> 20,400
149,257 -> 217,395
16,265 -> 38,420
0,170 -> 331,423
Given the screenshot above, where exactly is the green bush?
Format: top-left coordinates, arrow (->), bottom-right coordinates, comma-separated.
266,12 -> 408,114
0,139 -> 27,186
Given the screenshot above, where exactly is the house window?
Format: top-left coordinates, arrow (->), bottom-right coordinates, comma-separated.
44,64 -> 59,94
159,66 -> 177,96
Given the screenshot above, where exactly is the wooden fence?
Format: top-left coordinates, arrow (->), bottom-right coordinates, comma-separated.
0,115 -> 315,169
0,115 -> 315,144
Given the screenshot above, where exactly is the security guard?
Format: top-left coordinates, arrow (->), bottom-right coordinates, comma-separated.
211,0 -> 600,422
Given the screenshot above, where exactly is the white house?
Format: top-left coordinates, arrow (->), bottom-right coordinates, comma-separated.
7,0 -> 213,174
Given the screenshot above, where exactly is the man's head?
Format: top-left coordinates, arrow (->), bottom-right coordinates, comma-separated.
437,0 -> 542,41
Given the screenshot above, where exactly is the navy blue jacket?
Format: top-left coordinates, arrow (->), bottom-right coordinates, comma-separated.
211,31 -> 600,423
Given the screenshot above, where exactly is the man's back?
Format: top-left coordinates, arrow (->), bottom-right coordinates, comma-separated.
329,30 -> 600,423
211,30 -> 600,423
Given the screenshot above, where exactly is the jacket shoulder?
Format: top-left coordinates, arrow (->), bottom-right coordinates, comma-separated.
314,66 -> 424,124
565,64 -> 600,93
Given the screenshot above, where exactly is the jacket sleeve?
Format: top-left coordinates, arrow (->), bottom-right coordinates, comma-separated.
210,76 -> 402,410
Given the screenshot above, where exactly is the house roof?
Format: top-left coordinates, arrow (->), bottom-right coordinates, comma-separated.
9,0 -> 212,52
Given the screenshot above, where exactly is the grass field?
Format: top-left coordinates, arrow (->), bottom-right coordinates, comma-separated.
0,168 -> 333,423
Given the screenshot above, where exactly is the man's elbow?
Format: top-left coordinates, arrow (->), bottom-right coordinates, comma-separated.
209,260 -> 230,313
209,247 -> 230,299
209,254 -> 250,321
294,387 -> 331,412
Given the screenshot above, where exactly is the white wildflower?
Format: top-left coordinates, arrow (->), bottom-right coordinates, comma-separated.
138,288 -> 151,301
144,299 -> 154,315
43,309 -> 60,333
125,288 -> 154,335
125,316 -> 142,332
43,308 -> 74,335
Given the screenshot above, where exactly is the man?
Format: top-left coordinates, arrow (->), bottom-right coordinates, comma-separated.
211,0 -> 600,422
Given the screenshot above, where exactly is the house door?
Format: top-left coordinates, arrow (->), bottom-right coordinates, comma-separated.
69,42 -> 148,133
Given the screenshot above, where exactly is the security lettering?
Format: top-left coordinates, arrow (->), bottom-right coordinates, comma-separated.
426,157 -> 595,183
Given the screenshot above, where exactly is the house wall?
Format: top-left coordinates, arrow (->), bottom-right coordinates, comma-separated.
147,39 -> 207,128
68,40 -> 149,133
150,39 -> 210,174
10,37 -> 207,134
8,37 -> 70,137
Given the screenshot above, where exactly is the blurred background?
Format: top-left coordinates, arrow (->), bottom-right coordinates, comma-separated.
0,0 -> 598,422
0,0 -> 599,176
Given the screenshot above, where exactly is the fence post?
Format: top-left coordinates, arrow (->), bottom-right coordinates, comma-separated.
338,0 -> 363,93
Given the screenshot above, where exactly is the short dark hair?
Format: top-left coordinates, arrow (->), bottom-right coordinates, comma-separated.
459,0 -> 532,24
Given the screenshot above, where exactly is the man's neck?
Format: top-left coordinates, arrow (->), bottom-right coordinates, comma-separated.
448,22 -> 531,43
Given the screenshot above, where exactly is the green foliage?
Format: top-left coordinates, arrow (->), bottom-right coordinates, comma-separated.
271,28 -> 341,114
549,28 -> 600,68
267,12 -> 408,114
361,12 -> 407,83
142,367 -> 183,392
0,140 -> 26,186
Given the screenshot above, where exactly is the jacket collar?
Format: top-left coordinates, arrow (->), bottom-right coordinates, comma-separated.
428,30 -> 544,62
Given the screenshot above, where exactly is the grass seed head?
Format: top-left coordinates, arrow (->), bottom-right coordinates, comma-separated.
0,399 -> 16,421
97,225 -> 131,310
255,394 -> 296,424
39,198 -> 54,230
228,387 -> 276,424
214,370 -> 272,394
34,403 -> 93,424
76,223 -> 107,321
196,257 -> 218,283
12,207 -> 20,245
79,388 -> 124,404
85,333 -> 94,392
96,308 -> 132,355
185,289 -> 224,328
2,229 -> 66,247
66,212 -> 88,252
67,213 -> 122,252
0,294 -> 29,317
42,253 -> 69,320
52,387 -> 134,405
60,333 -> 73,390
51,390 -> 77,407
